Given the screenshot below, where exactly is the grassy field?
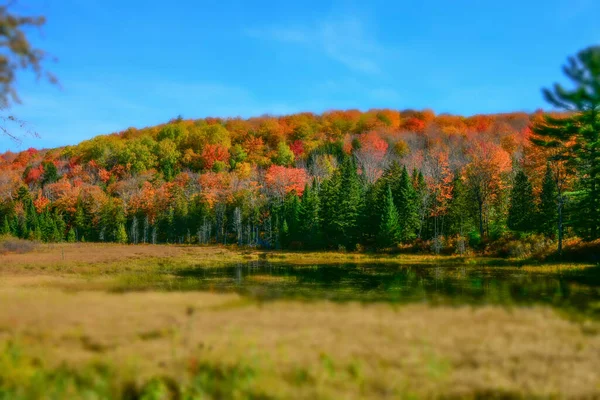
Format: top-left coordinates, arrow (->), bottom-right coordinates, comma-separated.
1,243 -> 600,399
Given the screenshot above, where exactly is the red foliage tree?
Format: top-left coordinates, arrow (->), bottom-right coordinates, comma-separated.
264,165 -> 308,199
403,117 -> 426,133
354,131 -> 389,184
201,144 -> 230,170
289,140 -> 304,158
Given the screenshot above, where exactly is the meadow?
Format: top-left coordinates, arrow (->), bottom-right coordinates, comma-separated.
1,243 -> 600,399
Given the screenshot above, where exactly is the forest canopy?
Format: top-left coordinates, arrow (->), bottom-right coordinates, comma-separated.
0,107 -> 582,254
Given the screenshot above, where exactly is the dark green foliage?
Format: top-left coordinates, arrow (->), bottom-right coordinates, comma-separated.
377,186 -> 401,248
538,165 -> 558,236
2,215 -> 10,235
299,181 -> 321,249
281,194 -> 301,247
98,200 -> 126,243
67,227 -> 76,243
320,157 -> 365,249
41,161 -> 59,186
507,169 -> 536,232
398,167 -> 420,242
532,46 -> 600,242
447,175 -> 473,238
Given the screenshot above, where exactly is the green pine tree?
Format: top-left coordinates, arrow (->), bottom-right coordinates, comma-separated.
397,167 -> 420,242
1,216 -> 10,236
507,169 -> 536,232
283,194 -> 301,247
54,212 -> 66,242
34,225 -> 42,241
299,180 -> 321,249
447,174 -> 472,236
320,157 -> 365,249
377,185 -> 401,248
41,161 -> 59,186
364,162 -> 403,244
531,46 -> 600,246
73,201 -> 87,242
51,219 -> 62,242
67,228 -> 76,243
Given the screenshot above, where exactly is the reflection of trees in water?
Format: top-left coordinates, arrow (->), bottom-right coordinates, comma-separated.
165,262 -> 600,316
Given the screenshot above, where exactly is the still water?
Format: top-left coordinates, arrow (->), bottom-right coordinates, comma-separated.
124,262 -> 600,317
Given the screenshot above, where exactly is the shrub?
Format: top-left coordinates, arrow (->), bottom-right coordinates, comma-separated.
0,235 -> 38,254
445,235 -> 469,256
468,231 -> 481,248
430,236 -> 444,254
489,233 -> 554,259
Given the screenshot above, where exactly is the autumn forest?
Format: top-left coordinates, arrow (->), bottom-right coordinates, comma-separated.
2,1 -> 600,396
0,100 -> 594,258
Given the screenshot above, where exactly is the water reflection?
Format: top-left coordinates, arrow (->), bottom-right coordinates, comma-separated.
130,262 -> 600,317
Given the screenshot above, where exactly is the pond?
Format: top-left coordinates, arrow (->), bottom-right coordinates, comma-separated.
117,261 -> 600,317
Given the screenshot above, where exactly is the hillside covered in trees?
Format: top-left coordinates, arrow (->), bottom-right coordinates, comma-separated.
0,107 -> 596,256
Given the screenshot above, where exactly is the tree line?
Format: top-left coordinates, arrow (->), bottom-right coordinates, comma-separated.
1,46 -> 599,255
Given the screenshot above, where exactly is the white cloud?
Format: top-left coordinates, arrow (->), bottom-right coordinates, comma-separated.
245,16 -> 392,75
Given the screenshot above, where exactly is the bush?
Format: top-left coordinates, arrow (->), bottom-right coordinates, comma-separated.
0,235 -> 38,254
489,233 -> 554,259
430,236 -> 444,254
468,231 -> 481,248
446,235 -> 469,256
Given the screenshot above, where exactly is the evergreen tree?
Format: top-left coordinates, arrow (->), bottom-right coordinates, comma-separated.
299,180 -> 321,249
41,161 -> 59,186
447,174 -> 471,236
377,185 -> 401,248
397,167 -> 420,242
2,216 -> 10,235
34,225 -> 42,241
172,191 -> 189,242
67,228 -> 76,243
10,215 -> 19,237
54,212 -> 66,242
74,200 -> 88,241
364,162 -> 403,244
531,46 -> 600,243
507,169 -> 536,232
320,157 -> 364,249
50,219 -> 60,242
24,194 -> 38,235
38,211 -> 49,241
283,194 -> 301,247
159,207 -> 175,243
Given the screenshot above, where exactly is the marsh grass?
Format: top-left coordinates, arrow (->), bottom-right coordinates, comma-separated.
2,244 -> 600,398
2,293 -> 600,399
2,283 -> 600,398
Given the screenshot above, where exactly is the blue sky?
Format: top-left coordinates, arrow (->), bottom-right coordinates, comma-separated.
2,0 -> 599,152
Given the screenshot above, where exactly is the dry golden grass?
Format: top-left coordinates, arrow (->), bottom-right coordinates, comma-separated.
0,242 -> 243,269
0,287 -> 599,398
2,242 -> 590,274
1,243 -> 599,398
